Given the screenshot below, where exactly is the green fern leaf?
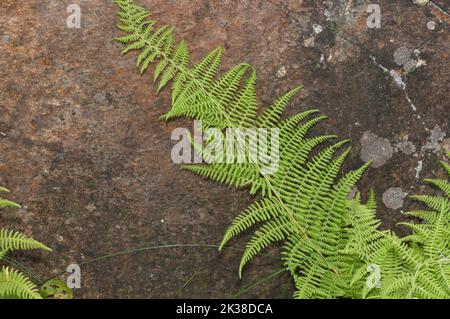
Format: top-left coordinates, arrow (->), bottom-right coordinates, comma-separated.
0,267 -> 42,299
0,229 -> 51,252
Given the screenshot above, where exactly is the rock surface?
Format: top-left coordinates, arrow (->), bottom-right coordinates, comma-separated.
0,0 -> 448,298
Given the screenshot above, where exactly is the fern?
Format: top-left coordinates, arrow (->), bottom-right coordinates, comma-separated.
0,187 -> 51,299
0,229 -> 51,253
0,267 -> 42,299
114,0 -> 450,299
0,187 -> 21,209
341,160 -> 450,299
114,0 -> 367,274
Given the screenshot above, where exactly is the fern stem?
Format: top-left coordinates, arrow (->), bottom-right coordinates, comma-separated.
0,256 -> 41,283
39,243 -> 279,285
172,271 -> 198,298
232,268 -> 285,298
406,260 -> 427,299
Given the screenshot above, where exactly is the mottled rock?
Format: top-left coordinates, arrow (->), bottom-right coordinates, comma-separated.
0,0 -> 448,299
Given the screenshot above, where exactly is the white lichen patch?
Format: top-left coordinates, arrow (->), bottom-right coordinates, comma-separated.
85,203 -> 96,212
427,21 -> 436,30
360,131 -> 393,168
324,9 -> 333,22
416,59 -> 427,68
303,36 -> 315,47
304,24 -> 323,48
396,141 -> 416,155
382,187 -> 408,210
429,125 -> 446,142
403,60 -> 417,73
415,160 -> 423,179
422,125 -> 447,153
2,34 -> 10,44
312,24 -> 323,34
276,65 -> 287,78
393,46 -> 412,66
414,0 -> 429,6
389,69 -> 407,90
392,47 -> 426,74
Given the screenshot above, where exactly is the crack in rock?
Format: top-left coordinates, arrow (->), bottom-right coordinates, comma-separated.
370,55 -> 417,112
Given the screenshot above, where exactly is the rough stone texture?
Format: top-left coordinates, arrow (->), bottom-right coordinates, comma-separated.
0,0 -> 448,298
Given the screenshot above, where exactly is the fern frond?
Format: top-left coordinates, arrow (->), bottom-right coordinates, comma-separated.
183,163 -> 261,192
0,189 -> 57,299
0,188 -> 21,208
155,41 -> 189,91
0,199 -> 21,208
219,198 -> 285,251
239,216 -> 293,278
115,1 -> 450,299
226,69 -> 259,128
440,160 -> 450,177
424,178 -> 450,197
257,86 -> 303,128
0,229 -> 51,253
0,267 -> 42,299
410,195 -> 449,214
